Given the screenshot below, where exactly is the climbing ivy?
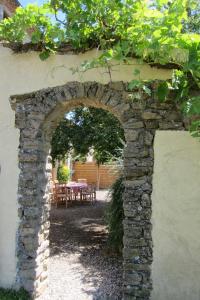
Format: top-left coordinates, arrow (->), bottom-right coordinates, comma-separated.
0,0 -> 199,134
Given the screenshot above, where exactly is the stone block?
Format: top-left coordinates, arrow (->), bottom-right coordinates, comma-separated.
144,120 -> 159,129
124,272 -> 142,285
142,111 -> 162,120
124,120 -> 144,129
124,129 -> 139,142
159,120 -> 184,130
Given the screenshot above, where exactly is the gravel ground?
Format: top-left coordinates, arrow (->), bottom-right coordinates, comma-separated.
38,191 -> 123,300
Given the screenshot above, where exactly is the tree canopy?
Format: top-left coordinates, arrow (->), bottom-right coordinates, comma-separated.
51,106 -> 125,165
0,0 -> 200,135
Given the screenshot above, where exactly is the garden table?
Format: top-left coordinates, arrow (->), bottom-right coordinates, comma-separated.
66,182 -> 88,200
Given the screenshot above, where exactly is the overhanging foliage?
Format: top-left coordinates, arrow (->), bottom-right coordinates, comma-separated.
0,0 -> 200,134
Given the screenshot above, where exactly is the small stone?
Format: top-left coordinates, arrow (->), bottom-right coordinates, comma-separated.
144,120 -> 159,129
124,120 -> 144,129
124,130 -> 139,141
159,121 -> 184,130
144,131 -> 154,145
142,111 -> 161,120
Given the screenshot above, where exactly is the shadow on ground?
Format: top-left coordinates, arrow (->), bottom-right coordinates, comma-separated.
49,196 -> 123,299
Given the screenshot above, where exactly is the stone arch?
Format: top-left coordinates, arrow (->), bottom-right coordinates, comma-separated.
10,81 -> 186,299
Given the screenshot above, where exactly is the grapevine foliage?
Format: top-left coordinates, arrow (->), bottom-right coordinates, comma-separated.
0,0 -> 200,134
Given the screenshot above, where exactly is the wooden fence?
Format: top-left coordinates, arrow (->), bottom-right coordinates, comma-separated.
72,162 -> 120,189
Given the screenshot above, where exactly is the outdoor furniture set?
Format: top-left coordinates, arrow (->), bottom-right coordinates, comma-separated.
52,180 -> 96,208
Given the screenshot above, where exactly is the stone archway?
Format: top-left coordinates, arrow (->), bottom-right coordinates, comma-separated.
10,81 -> 185,299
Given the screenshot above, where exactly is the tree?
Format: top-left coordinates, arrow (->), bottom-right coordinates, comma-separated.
51,106 -> 125,187
184,0 -> 200,33
51,106 -> 125,162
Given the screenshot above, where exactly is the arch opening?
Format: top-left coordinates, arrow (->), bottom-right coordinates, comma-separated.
42,104 -> 126,299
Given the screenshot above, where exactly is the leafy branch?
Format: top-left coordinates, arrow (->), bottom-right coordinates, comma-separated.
0,0 -> 200,135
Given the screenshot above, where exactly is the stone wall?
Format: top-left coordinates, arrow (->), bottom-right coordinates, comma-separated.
10,81 -> 186,299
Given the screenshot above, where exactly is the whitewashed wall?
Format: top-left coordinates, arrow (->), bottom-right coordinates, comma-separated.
151,131 -> 200,300
0,45 -> 171,287
1,44 -> 200,300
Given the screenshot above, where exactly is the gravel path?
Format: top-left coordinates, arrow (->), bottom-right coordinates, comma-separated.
38,191 -> 123,300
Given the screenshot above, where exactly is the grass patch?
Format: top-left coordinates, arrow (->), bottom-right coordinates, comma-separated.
0,288 -> 30,300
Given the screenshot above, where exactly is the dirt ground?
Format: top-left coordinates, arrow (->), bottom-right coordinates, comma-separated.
38,191 -> 123,300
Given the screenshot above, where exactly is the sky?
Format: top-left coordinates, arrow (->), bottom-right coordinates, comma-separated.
20,0 -> 45,7
19,0 -> 65,22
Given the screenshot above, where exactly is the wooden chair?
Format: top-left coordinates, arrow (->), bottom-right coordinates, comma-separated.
81,185 -> 96,204
50,186 -> 56,205
54,183 -> 71,208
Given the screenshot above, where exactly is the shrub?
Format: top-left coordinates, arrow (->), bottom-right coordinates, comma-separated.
106,175 -> 124,255
0,288 -> 30,300
57,164 -> 70,183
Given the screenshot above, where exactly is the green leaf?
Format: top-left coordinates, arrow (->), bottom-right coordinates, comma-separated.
185,97 -> 200,115
190,120 -> 200,138
31,31 -> 41,43
39,50 -> 51,60
128,80 -> 141,90
156,82 -> 169,102
142,85 -> 151,96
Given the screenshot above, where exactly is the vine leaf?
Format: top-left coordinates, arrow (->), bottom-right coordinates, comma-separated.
157,82 -> 169,102
190,120 -> 200,138
185,97 -> 200,115
142,85 -> 151,96
39,50 -> 51,60
128,80 -> 141,90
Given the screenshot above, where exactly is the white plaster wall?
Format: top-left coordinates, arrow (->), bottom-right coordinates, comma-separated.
151,131 -> 200,300
0,45 -> 172,287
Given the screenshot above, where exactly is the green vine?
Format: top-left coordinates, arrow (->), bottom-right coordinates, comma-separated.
0,0 -> 199,134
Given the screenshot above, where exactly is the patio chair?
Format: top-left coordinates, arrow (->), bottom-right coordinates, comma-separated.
54,183 -> 72,208
50,185 -> 56,205
81,184 -> 96,204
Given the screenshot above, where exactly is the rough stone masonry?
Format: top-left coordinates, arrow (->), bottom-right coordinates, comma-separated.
10,81 -> 186,300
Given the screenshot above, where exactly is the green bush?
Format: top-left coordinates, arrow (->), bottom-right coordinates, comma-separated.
57,164 -> 70,183
0,288 -> 30,300
106,175 -> 124,255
